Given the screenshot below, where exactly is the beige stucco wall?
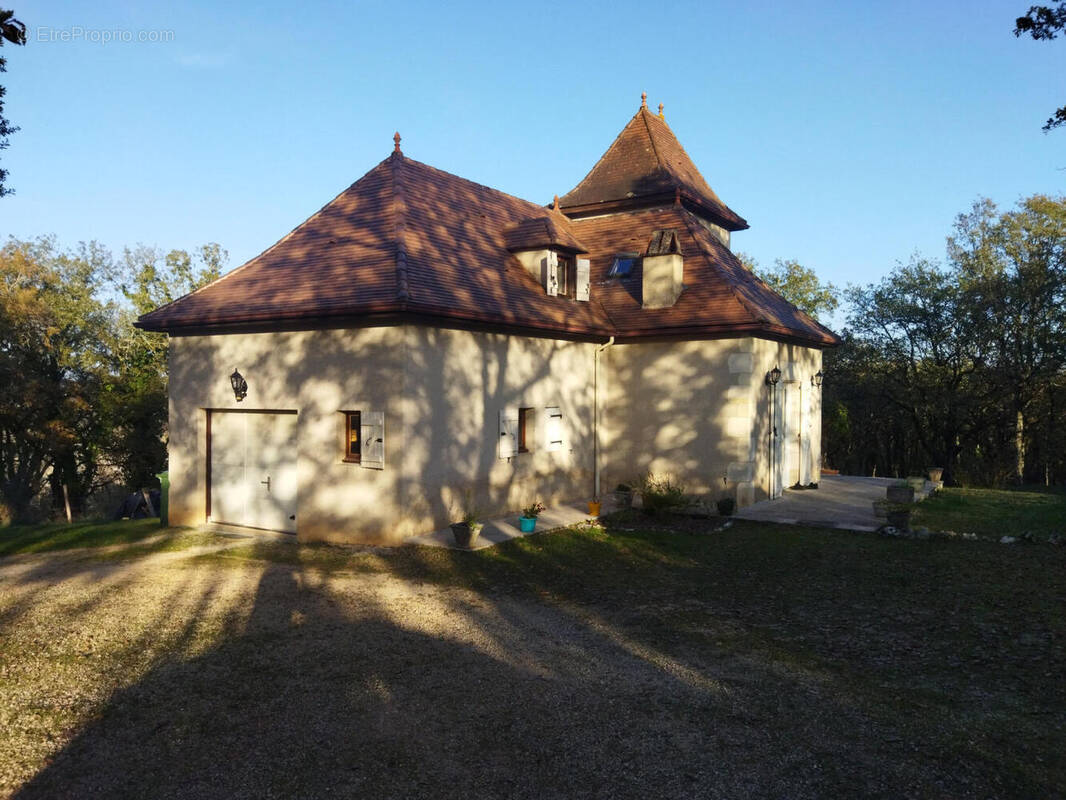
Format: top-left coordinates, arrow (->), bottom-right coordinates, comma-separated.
168,325 -> 598,545
167,326 -> 407,543
395,326 -> 597,538
602,337 -> 822,507
168,323 -> 822,544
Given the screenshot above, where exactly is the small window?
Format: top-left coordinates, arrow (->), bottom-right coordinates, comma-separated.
518,407 -> 535,453
557,255 -> 574,298
343,411 -> 361,463
609,254 -> 637,277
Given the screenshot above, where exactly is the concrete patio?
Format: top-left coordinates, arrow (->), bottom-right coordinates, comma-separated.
737,475 -> 895,531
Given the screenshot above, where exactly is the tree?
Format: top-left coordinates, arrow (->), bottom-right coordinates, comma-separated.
110,244 -> 226,488
949,196 -> 1066,483
737,253 -> 839,321
0,9 -> 26,197
0,237 -> 227,522
0,237 -> 115,520
1014,2 -> 1066,130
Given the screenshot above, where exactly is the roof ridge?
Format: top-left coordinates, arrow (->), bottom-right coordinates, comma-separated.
136,159 -> 394,323
391,152 -> 410,305
640,108 -> 664,172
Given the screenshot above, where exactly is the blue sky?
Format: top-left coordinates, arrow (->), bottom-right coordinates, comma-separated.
1,0 -> 1062,295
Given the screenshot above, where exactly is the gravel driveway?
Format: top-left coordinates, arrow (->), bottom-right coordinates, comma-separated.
1,527 -> 1061,799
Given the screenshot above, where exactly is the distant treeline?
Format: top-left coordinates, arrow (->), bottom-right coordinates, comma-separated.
821,196 -> 1066,487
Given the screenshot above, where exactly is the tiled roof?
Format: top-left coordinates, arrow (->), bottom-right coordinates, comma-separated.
558,106 -> 748,232
571,206 -> 837,344
137,125 -> 836,348
503,212 -> 588,253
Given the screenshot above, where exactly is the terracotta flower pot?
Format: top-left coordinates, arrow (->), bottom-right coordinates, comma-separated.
927,467 -> 944,483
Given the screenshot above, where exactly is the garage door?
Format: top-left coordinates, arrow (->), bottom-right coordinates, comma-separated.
209,411 -> 297,533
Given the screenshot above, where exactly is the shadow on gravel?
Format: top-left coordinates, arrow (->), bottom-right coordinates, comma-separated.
12,521 -> 1063,800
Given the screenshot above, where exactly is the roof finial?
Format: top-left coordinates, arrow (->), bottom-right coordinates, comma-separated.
658,103 -> 664,120
393,131 -> 402,154
553,194 -> 560,211
640,91 -> 647,109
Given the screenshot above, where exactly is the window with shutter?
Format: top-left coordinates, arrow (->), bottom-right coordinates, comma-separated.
361,411 -> 385,470
518,407 -> 535,453
499,407 -> 519,459
545,406 -> 563,452
342,411 -> 361,463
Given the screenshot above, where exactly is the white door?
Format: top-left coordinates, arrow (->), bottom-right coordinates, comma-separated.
772,385 -> 785,499
209,411 -> 297,533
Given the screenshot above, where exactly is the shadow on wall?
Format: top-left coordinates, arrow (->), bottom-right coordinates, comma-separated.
171,323 -> 596,543
603,339 -> 817,505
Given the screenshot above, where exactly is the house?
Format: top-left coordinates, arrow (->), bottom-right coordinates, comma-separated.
136,96 -> 839,544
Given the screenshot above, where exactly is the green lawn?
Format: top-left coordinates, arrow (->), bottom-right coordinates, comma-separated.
0,518 -> 166,557
913,486 -> 1066,538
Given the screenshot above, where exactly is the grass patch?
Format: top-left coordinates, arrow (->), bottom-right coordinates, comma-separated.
0,518 -> 168,557
913,486 -> 1066,537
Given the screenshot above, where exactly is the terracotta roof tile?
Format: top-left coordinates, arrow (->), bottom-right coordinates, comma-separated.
137,122 -> 835,348
558,107 -> 748,231
503,212 -> 588,253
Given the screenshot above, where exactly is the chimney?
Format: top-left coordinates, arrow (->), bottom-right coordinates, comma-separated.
642,229 -> 684,308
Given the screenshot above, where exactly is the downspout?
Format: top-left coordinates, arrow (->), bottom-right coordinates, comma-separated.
594,336 -> 615,500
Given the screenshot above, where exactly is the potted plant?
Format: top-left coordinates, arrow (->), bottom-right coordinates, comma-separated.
715,496 -> 735,517
588,497 -> 601,516
518,501 -> 544,533
612,482 -> 634,509
927,467 -> 944,483
450,491 -> 483,548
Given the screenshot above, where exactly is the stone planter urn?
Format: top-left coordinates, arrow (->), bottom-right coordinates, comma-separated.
886,484 -> 915,505
927,467 -> 944,483
450,522 -> 482,549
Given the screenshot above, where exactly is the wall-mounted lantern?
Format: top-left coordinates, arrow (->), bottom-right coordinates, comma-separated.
230,368 -> 248,402
812,370 -> 823,387
767,365 -> 781,386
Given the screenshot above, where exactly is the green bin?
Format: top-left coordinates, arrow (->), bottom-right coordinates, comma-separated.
156,471 -> 169,527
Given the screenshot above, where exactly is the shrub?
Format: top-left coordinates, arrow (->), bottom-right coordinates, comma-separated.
638,473 -> 688,515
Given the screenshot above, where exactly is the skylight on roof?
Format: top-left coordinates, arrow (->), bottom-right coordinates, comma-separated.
608,254 -> 638,277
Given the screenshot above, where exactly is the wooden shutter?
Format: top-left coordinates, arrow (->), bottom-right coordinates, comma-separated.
545,252 -> 559,297
361,411 -> 384,470
545,406 -> 563,452
576,258 -> 591,302
499,406 -> 519,459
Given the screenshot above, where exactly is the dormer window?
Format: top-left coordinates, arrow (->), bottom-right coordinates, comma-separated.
609,254 -> 638,277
